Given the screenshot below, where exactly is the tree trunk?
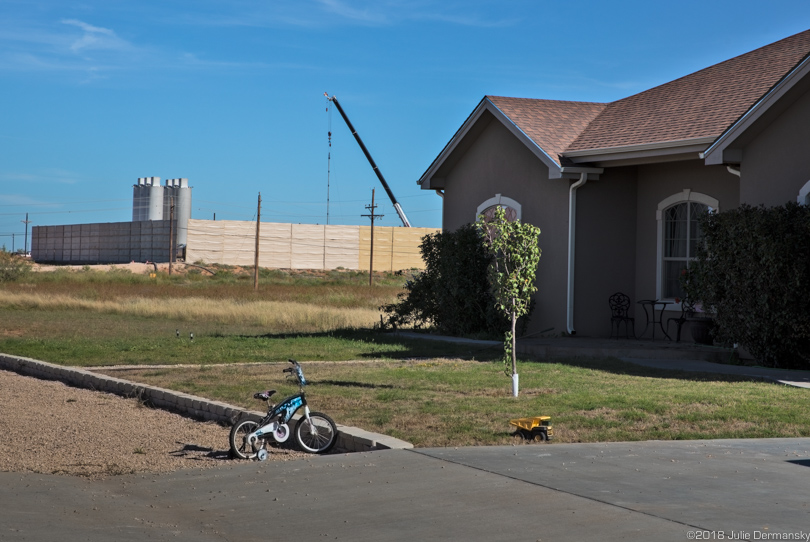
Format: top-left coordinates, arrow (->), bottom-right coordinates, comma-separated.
511,308 -> 517,376
511,307 -> 518,397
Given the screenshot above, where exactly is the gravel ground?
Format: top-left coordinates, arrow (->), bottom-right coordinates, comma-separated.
0,369 -> 307,479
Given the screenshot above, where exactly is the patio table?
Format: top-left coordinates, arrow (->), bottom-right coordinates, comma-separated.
636,299 -> 672,340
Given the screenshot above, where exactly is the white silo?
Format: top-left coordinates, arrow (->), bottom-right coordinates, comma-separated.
175,178 -> 192,246
132,177 -> 148,221
147,177 -> 163,221
163,178 -> 178,219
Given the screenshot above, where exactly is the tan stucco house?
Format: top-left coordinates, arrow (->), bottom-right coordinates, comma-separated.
418,29 -> 810,340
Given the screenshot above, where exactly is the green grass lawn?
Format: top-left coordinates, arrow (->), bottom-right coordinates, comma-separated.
100,357 -> 810,447
2,264 -> 809,447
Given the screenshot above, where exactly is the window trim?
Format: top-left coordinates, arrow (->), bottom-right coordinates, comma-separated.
476,194 -> 522,222
655,190 -> 719,302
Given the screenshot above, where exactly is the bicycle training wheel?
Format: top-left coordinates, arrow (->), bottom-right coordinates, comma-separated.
294,412 -> 337,454
229,418 -> 265,460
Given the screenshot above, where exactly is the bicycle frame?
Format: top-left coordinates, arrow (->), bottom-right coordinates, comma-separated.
249,392 -> 308,442
246,360 -> 314,444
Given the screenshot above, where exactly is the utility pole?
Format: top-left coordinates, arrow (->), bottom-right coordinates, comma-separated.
169,198 -> 175,276
254,193 -> 261,291
21,213 -> 31,255
361,189 -> 382,286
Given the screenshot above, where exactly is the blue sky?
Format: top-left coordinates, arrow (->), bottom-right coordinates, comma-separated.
2,1 -> 809,251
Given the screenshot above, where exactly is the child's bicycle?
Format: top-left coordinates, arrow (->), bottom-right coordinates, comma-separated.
229,359 -> 337,459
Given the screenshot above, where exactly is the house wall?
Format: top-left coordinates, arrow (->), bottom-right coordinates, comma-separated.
441,118 -> 571,336
574,167 -> 638,336
740,89 -> 810,206
634,160 -> 740,334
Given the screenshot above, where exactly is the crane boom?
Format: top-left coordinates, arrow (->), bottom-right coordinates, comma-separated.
324,93 -> 411,227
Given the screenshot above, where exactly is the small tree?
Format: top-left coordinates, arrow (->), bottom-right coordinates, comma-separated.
476,207 -> 541,396
0,251 -> 31,283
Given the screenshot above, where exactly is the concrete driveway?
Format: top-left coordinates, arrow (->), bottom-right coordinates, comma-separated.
3,438 -> 809,541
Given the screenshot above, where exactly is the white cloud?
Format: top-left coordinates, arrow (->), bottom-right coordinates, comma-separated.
0,170 -> 79,185
61,19 -> 129,53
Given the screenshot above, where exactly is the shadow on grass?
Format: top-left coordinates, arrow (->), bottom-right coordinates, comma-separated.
313,380 -> 396,389
529,355 -> 780,385
237,328 -> 504,362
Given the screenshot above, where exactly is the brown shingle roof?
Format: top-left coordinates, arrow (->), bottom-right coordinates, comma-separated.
488,30 -> 810,160
567,29 -> 810,152
486,96 -> 607,165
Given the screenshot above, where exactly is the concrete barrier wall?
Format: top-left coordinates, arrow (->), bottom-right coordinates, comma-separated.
0,353 -> 412,454
32,221 -> 172,264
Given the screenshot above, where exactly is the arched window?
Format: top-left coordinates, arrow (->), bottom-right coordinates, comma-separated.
656,190 -> 719,300
797,180 -> 810,205
476,194 -> 521,222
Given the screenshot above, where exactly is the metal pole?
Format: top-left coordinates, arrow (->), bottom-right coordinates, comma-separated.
369,189 -> 374,286
254,193 -> 261,291
361,189 -> 383,287
21,213 -> 31,254
169,198 -> 174,276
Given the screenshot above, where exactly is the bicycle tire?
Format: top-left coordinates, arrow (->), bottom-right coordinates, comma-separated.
229,418 -> 264,460
294,412 -> 337,454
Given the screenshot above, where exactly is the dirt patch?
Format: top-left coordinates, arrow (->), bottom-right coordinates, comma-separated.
0,370 -> 307,479
32,262 -> 184,274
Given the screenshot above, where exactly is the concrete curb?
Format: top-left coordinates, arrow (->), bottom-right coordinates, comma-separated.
0,353 -> 413,454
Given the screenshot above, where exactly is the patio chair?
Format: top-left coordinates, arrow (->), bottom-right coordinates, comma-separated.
608,292 -> 635,339
666,298 -> 696,342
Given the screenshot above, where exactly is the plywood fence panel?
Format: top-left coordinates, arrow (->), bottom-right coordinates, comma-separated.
259,222 -> 293,269
291,224 -> 325,269
325,225 -> 360,270
392,227 -> 434,270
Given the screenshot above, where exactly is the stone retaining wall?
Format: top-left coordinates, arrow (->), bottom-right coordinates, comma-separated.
0,353 -> 412,454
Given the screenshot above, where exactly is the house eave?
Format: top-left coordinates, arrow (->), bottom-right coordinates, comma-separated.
702,53 -> 810,166
563,137 -> 716,166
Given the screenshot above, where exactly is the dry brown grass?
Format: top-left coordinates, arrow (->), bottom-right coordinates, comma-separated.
0,291 -> 382,332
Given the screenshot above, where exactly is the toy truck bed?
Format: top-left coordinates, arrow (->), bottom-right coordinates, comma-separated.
509,416 -> 553,441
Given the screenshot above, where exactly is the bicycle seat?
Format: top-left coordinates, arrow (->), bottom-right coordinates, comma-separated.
253,390 -> 277,401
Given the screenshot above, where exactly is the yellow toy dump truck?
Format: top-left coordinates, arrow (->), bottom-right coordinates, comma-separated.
510,416 -> 553,442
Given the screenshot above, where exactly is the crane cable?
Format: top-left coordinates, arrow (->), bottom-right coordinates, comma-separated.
326,96 -> 332,226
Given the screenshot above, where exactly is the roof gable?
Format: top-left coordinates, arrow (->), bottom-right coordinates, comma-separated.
486,96 -> 606,165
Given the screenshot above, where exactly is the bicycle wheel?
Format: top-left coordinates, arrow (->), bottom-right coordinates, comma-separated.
294,412 -> 337,454
229,418 -> 264,460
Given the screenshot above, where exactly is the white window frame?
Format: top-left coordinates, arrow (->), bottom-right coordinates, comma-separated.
476,194 -> 521,222
656,189 -> 719,302
797,180 -> 810,205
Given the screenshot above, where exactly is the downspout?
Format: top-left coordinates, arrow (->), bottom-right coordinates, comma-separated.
435,189 -> 444,228
566,172 -> 588,335
727,166 -> 741,177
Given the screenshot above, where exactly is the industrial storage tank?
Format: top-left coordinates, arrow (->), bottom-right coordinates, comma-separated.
161,178 -> 192,245
132,177 -> 148,221
133,177 -> 163,221
175,178 -> 192,246
147,177 -> 164,221
162,178 -> 178,219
